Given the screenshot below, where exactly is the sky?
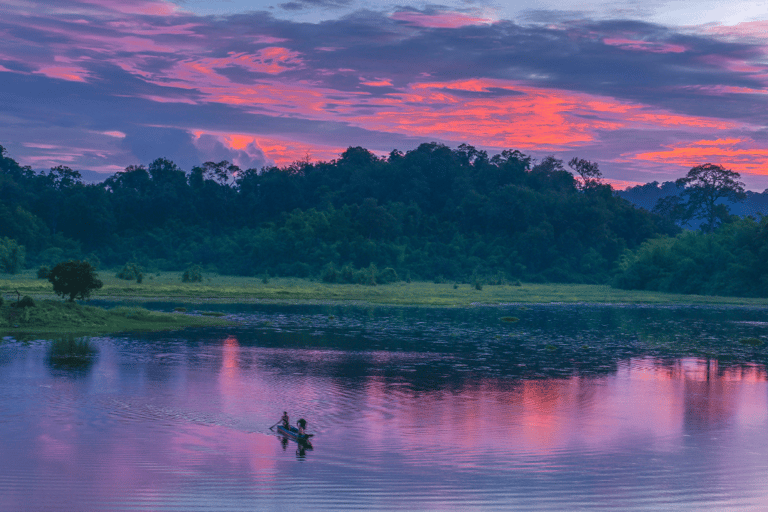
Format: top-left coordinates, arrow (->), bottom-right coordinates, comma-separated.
1,0 -> 767,189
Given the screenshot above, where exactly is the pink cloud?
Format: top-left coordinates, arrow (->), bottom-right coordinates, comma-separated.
328,79 -> 738,151
632,138 -> 768,176
604,178 -> 647,190
390,10 -> 495,29
75,0 -> 178,16
35,65 -> 88,81
676,84 -> 768,95
192,130 -> 345,167
101,130 -> 126,138
360,78 -> 393,87
604,38 -> 687,53
147,68 -> 745,159
702,21 -> 768,43
104,20 -> 200,35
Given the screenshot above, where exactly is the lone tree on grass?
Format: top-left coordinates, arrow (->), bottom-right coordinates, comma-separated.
48,260 -> 103,302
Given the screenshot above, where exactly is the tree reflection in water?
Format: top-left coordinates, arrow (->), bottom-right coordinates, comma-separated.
47,336 -> 97,374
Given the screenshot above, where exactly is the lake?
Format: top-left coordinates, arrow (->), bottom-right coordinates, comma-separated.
2,303 -> 768,511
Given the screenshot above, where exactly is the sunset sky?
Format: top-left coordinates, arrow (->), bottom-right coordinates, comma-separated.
1,0 -> 767,189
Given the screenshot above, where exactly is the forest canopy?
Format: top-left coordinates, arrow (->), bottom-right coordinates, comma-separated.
0,141 -> 697,288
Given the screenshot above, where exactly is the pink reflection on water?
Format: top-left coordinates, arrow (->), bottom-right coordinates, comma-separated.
358,357 -> 768,463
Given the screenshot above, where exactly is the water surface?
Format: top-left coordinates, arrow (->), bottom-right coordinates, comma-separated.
2,304 -> 768,511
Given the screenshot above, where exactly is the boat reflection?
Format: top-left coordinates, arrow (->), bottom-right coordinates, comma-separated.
277,429 -> 313,459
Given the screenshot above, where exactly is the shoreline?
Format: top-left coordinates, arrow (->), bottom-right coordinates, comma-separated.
0,298 -> 232,339
3,272 -> 768,308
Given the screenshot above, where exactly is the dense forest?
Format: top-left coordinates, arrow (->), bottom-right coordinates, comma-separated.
613,165 -> 768,297
613,215 -> 768,297
0,142 -> 678,285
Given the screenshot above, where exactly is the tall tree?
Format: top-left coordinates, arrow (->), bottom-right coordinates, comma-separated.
674,163 -> 746,232
568,158 -> 603,190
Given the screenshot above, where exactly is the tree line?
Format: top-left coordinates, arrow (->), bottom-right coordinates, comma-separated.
4,141 -> 758,295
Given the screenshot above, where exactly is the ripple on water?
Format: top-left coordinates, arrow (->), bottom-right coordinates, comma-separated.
3,304 -> 768,511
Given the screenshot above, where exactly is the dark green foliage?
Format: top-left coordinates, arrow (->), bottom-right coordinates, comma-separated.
0,142 -> 675,285
613,215 -> 768,297
37,266 -> 50,279
48,260 -> 103,301
321,264 -> 340,283
182,265 -> 203,283
378,267 -> 398,284
117,262 -> 143,282
14,296 -> 35,308
0,237 -> 25,274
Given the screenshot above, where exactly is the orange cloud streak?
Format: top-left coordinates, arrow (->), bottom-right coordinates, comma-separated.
194,130 -> 345,167
35,65 -> 88,82
633,138 -> 768,175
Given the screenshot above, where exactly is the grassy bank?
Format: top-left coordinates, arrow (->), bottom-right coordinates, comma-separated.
3,271 -> 768,307
0,298 -> 230,337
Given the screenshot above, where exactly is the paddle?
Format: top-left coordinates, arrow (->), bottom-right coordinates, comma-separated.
269,420 -> 281,431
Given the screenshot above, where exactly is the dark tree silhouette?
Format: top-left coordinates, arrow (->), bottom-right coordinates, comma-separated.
675,163 -> 746,232
48,260 -> 103,301
568,157 -> 603,190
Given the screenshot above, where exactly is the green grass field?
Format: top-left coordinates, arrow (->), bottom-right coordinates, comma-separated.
0,294 -> 230,338
3,270 -> 768,307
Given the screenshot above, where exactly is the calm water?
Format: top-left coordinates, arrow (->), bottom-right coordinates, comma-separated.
3,303 -> 768,511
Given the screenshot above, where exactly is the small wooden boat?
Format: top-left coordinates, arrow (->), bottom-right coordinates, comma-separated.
276,424 -> 313,446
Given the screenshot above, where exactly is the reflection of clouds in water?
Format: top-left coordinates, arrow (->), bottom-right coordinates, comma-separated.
4,305 -> 768,510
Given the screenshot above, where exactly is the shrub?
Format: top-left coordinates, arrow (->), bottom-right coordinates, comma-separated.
340,265 -> 355,283
182,264 -> 203,283
14,296 -> 35,308
377,267 -> 398,284
37,266 -> 51,279
321,264 -> 340,283
358,264 -> 377,286
117,262 -> 143,282
48,260 -> 103,302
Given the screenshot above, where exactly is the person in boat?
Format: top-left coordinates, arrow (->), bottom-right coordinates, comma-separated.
280,411 -> 290,429
297,418 -> 307,436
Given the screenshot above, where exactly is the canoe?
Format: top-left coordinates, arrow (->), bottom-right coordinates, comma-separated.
276,425 -> 313,445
